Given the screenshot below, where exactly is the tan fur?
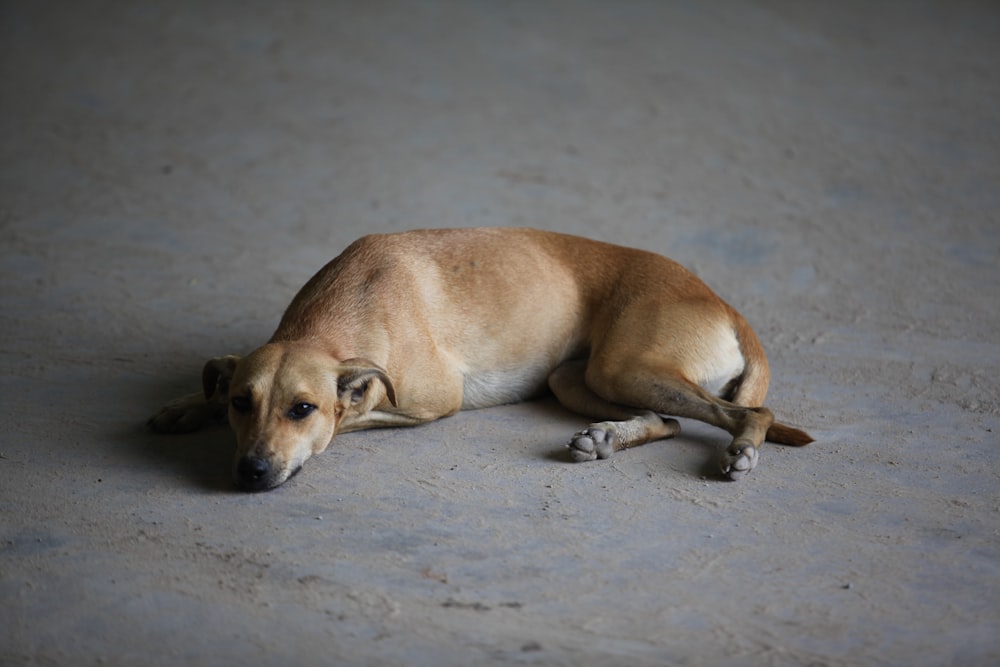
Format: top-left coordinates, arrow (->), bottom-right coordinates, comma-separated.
149,228 -> 812,491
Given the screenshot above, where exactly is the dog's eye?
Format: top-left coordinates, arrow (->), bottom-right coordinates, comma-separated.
231,396 -> 252,414
288,403 -> 316,420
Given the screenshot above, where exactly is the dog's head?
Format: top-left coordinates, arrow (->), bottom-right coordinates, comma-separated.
204,343 -> 396,491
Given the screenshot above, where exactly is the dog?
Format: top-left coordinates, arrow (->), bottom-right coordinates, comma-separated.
148,227 -> 812,491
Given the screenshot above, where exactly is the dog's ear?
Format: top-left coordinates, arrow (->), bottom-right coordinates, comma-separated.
201,355 -> 241,400
337,359 -> 398,408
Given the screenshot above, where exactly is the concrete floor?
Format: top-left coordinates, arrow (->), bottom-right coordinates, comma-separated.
2,1 -> 999,665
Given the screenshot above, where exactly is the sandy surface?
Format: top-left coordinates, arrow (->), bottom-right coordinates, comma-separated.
2,2 -> 999,665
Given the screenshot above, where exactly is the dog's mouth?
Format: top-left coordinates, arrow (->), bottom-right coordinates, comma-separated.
235,457 -> 304,492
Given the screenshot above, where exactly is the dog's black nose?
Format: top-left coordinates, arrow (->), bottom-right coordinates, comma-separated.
236,455 -> 271,491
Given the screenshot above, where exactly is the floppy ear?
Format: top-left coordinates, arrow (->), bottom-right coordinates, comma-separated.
201,355 -> 241,400
337,358 -> 398,409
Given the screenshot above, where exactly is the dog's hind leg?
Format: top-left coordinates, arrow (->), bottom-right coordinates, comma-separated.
584,355 -> 777,479
548,360 -> 681,461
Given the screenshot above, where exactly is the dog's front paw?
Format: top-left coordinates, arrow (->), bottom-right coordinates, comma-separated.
567,424 -> 617,462
147,393 -> 222,433
720,442 -> 759,480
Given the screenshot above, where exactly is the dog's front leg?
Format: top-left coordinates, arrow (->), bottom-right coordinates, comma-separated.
147,355 -> 241,433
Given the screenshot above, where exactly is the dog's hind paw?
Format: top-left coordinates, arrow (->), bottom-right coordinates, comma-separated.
720,442 -> 759,480
567,425 -> 616,462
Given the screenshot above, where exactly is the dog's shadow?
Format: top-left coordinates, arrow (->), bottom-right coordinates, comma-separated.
122,419 -> 236,492
129,386 -> 729,491
122,369 -> 238,493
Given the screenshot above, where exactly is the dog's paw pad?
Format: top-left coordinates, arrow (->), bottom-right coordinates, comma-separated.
567,426 -> 616,462
720,443 -> 759,480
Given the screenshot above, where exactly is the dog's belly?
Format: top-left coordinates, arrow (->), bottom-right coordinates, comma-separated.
461,365 -> 551,409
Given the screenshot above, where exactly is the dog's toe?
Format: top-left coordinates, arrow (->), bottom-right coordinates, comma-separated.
147,393 -> 218,433
148,407 -> 200,433
720,443 -> 759,480
567,426 -> 615,462
567,433 -> 598,462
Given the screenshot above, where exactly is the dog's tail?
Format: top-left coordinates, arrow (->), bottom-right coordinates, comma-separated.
728,313 -> 813,446
766,421 -> 814,447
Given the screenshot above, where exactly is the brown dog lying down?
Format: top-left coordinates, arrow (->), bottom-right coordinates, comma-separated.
149,227 -> 812,491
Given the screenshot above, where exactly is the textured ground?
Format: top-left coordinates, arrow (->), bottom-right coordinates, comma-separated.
2,2 -> 999,665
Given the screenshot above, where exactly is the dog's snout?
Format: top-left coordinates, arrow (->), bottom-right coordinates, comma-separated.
236,455 -> 272,492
